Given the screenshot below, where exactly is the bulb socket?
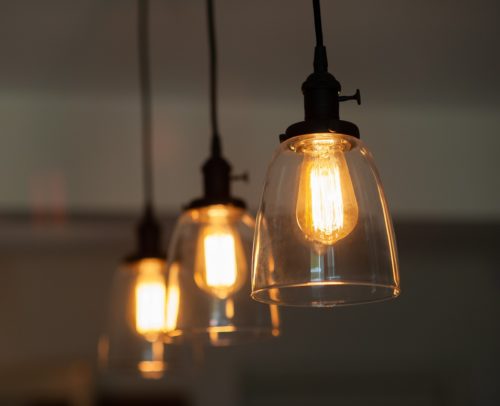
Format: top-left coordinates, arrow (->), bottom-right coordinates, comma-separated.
185,154 -> 246,211
280,67 -> 360,142
125,205 -> 165,263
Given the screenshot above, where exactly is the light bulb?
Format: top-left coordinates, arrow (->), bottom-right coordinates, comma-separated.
294,134 -> 359,245
134,258 -> 167,340
193,205 -> 247,299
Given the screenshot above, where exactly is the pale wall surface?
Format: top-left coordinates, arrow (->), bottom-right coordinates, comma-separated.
0,0 -> 499,218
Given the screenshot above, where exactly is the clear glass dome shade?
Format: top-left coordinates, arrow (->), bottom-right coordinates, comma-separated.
166,204 -> 279,346
252,133 -> 400,307
100,258 -> 171,379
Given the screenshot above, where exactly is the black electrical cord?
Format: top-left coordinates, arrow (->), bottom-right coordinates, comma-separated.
312,0 -> 328,73
207,0 -> 222,157
184,0 -> 247,210
138,0 -> 154,208
312,0 -> 324,47
125,0 -> 164,261
280,0 -> 361,142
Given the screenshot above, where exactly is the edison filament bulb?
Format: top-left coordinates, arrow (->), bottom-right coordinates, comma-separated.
193,205 -> 247,299
165,201 -> 279,345
294,134 -> 359,246
133,257 -> 168,340
164,0 -> 279,338
252,132 -> 400,306
251,0 -> 399,307
102,256 -> 169,376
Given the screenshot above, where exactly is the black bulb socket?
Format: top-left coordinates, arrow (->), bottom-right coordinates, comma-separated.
280,46 -> 360,142
185,153 -> 246,211
125,205 -> 165,263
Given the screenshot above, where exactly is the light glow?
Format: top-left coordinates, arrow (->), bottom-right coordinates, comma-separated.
194,205 -> 247,299
165,263 -> 180,332
295,136 -> 358,245
310,161 -> 344,234
138,339 -> 165,380
134,258 -> 167,339
225,298 -> 235,319
204,231 -> 237,288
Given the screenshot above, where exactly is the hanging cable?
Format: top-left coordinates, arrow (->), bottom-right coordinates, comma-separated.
312,0 -> 324,47
132,0 -> 163,259
182,0 -> 248,209
138,0 -> 154,208
207,0 -> 222,156
312,0 -> 328,73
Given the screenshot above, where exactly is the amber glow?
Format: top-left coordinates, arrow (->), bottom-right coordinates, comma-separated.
193,205 -> 247,299
138,340 -> 165,379
294,135 -> 358,245
165,263 -> 180,332
225,298 -> 235,319
208,325 -> 237,346
134,258 -> 167,340
270,305 -> 280,336
209,330 -> 219,345
204,232 -> 237,287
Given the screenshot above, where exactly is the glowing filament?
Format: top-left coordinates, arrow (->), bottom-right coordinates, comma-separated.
194,205 -> 247,299
204,232 -> 237,289
310,162 -> 344,234
134,258 -> 167,339
296,136 -> 358,245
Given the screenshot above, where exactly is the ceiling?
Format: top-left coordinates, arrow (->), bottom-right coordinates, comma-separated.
0,0 -> 499,219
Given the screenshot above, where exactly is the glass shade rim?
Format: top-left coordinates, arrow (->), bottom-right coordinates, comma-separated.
100,360 -> 168,376
165,325 -> 280,346
251,281 -> 400,307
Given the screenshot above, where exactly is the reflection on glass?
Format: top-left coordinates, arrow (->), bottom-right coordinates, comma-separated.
138,339 -> 165,380
165,262 -> 180,332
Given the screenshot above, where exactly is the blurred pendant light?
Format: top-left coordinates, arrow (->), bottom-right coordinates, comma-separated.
165,0 -> 279,346
100,0 -> 169,378
251,0 -> 400,307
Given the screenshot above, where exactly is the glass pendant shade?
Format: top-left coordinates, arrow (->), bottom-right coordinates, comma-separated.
252,133 -> 400,307
100,257 -> 169,379
166,204 -> 279,346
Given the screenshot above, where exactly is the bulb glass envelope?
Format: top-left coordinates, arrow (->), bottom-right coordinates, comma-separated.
252,133 -> 400,307
166,204 -> 279,346
100,258 -> 170,379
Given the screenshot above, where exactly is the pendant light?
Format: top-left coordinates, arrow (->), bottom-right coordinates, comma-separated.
165,0 -> 279,346
100,0 -> 169,378
251,0 -> 400,307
